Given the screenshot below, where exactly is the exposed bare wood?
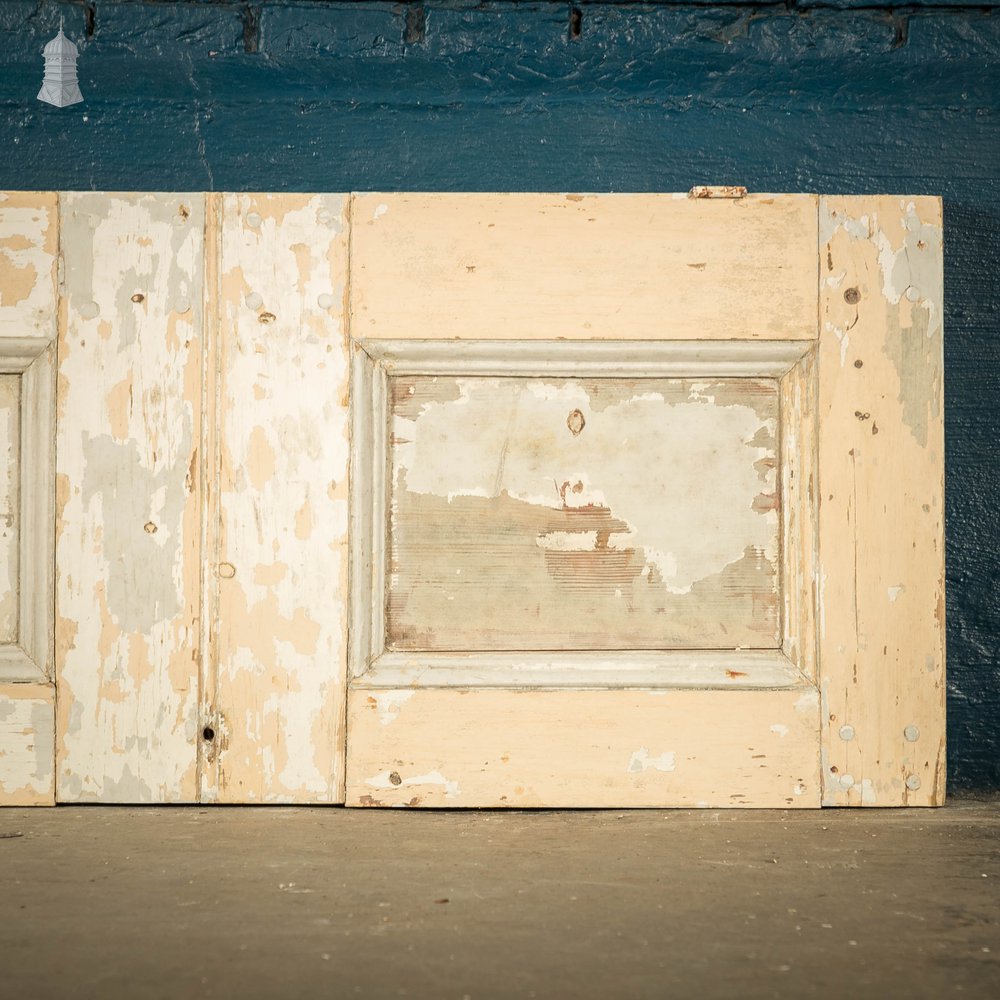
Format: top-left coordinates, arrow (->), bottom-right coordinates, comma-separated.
56,193 -> 205,803
203,193 -> 351,803
345,686 -> 821,808
350,194 -> 819,342
818,196 -> 946,806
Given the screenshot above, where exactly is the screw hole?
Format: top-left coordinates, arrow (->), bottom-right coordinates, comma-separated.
203,726 -> 215,742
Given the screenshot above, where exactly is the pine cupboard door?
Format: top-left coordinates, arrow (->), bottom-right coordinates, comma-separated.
344,193 -> 945,809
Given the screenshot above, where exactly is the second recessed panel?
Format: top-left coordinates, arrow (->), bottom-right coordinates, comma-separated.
387,376 -> 780,651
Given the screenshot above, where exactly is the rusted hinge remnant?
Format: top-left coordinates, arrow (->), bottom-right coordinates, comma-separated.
688,185 -> 748,200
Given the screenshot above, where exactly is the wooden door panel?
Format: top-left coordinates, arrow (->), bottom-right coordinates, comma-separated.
0,189 -> 945,808
387,374 -> 781,651
346,688 -> 821,809
351,193 -> 819,342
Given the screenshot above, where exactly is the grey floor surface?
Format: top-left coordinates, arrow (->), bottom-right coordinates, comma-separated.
1,799 -> 998,1000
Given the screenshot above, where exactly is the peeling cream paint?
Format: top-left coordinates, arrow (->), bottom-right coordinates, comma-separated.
770,724 -> 789,738
888,585 -> 905,603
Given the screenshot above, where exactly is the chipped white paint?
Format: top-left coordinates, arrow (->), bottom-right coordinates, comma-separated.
56,193 -> 204,803
770,724 -> 790,738
627,748 -> 676,773
819,196 -> 945,806
365,769 -> 460,799
0,192 -> 58,339
202,193 -> 350,803
371,689 -> 413,726
0,683 -> 54,805
795,690 -> 820,713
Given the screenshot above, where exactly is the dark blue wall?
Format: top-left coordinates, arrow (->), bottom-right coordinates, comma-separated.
2,0 -> 998,790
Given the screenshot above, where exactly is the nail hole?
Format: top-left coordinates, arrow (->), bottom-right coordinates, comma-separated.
258,311 -> 276,324
203,726 -> 215,742
143,521 -> 157,534
854,359 -> 864,368
131,293 -> 144,304
844,287 -> 861,305
567,409 -> 586,436
389,771 -> 402,786
569,8 -> 583,41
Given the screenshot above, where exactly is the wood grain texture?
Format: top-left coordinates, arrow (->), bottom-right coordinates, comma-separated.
0,191 -> 58,340
0,682 -> 54,805
388,374 -> 781,651
350,194 -> 819,342
346,686 -> 821,808
818,196 -> 946,806
201,193 -> 350,803
56,193 -> 204,803
0,374 -> 18,644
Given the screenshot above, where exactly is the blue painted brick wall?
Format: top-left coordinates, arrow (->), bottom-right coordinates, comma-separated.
1,1 -> 997,790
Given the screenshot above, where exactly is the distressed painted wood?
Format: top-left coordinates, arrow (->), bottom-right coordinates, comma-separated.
345,687 -> 822,808
350,193 -> 819,342
0,683 -> 54,806
0,336 -> 55,684
818,196 -> 946,806
56,193 -> 204,803
0,192 -> 58,340
0,374 -> 17,645
387,374 -> 782,651
200,193 -> 350,803
780,348 -> 819,682
347,327 -> 823,804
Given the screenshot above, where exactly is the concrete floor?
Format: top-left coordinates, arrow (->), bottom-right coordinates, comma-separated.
1,800 -> 998,999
